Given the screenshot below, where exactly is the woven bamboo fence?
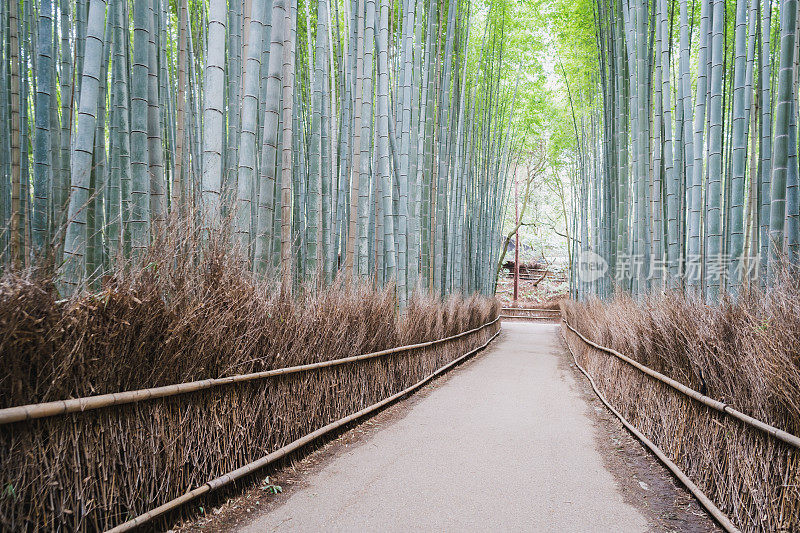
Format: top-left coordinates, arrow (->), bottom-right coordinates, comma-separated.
0,318 -> 500,531
561,317 -> 799,532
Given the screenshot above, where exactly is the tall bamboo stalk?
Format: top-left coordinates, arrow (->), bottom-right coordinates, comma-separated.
60,0 -> 108,292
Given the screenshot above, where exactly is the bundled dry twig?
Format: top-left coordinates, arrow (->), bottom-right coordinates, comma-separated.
0,222 -> 499,531
561,276 -> 800,532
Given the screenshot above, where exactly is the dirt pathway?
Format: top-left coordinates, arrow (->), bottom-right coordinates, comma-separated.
191,322 -> 718,532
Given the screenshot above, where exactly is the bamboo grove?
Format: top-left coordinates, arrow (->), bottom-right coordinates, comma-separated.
570,0 -> 800,301
0,0 -> 517,302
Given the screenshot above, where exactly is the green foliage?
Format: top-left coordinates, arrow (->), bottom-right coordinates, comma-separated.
262,477 -> 283,494
484,0 -> 597,265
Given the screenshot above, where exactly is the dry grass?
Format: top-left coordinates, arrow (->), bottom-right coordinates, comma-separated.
561,275 -> 800,532
0,222 -> 499,531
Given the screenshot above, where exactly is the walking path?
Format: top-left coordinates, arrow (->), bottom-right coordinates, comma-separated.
183,321 -> 718,532
221,321 -> 713,532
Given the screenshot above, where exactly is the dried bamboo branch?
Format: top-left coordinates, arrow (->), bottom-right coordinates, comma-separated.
0,317 -> 499,425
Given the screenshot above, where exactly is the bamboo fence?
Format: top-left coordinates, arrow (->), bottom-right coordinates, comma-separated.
561,328 -> 739,533
563,319 -> 800,448
562,318 -> 800,531
0,318 -> 500,531
107,327 -> 500,532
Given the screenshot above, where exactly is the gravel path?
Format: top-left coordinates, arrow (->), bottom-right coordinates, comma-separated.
233,321 -> 658,532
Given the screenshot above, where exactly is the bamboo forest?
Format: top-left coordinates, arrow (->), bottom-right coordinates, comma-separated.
0,0 -> 520,302
2,0 -> 800,530
573,0 -> 800,301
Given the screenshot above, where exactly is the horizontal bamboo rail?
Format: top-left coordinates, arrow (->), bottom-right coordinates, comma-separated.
501,307 -> 560,312
0,317 -> 500,426
105,327 -> 501,532
500,307 -> 560,319
561,329 -> 740,533
562,319 -> 800,449
499,315 -> 559,319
